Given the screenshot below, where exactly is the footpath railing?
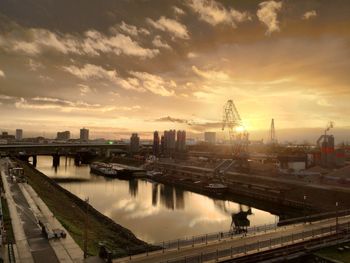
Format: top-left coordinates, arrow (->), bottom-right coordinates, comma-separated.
149,223 -> 277,252
159,222 -> 350,263
7,242 -> 16,263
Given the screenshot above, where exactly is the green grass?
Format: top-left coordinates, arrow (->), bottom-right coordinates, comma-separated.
17,159 -> 154,258
314,242 -> 350,262
1,197 -> 15,243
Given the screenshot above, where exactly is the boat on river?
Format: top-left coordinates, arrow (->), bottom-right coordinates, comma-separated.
90,162 -> 118,178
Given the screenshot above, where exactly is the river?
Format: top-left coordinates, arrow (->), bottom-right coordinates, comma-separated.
35,156 -> 278,243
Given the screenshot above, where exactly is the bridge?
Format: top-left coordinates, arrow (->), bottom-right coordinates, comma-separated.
0,143 -> 128,166
114,214 -> 350,263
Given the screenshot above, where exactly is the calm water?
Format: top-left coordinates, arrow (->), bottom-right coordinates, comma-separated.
36,156 -> 278,243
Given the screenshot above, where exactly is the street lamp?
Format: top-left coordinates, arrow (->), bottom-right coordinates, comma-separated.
336,201 -> 339,234
303,195 -> 307,223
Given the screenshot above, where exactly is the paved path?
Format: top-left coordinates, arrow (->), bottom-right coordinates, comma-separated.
0,158 -> 83,262
0,158 -> 60,263
114,215 -> 350,263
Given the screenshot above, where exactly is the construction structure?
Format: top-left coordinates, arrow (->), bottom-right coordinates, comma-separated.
215,100 -> 250,174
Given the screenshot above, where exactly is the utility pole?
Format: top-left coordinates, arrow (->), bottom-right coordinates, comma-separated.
84,197 -> 89,259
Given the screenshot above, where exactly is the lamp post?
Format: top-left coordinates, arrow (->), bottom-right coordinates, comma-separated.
336,201 -> 339,234
303,195 -> 307,223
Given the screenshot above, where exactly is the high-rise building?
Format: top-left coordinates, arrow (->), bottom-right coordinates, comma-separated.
80,128 -> 89,141
160,135 -> 165,154
153,131 -> 160,156
204,132 -> 216,144
130,133 -> 140,153
176,130 -> 186,151
56,131 -> 70,140
15,129 -> 23,140
163,129 -> 176,154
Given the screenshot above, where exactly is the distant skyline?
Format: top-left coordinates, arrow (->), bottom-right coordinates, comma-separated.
0,0 -> 349,142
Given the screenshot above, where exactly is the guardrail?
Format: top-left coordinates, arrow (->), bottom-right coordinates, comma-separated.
7,242 -> 16,263
150,223 -> 277,252
159,222 -> 350,263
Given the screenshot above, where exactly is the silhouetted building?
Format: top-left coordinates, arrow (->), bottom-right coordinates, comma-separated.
80,128 -> 89,141
160,135 -> 165,154
130,133 -> 140,153
15,129 -> 23,140
0,132 -> 15,141
204,132 -> 216,144
56,131 -> 70,140
153,131 -> 160,156
163,130 -> 176,154
176,130 -> 186,151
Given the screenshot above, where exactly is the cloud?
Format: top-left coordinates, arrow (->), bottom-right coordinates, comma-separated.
173,6 -> 185,16
28,59 -> 43,71
12,96 -> 140,113
192,66 -> 229,80
154,116 -> 189,124
257,0 -> 282,35
188,0 -> 250,27
130,71 -> 176,96
115,21 -> 150,36
63,64 -> 117,81
63,64 -> 176,96
63,64 -> 143,92
0,70 -> 5,78
82,30 -> 158,58
0,26 -> 158,58
147,16 -> 189,39
154,115 -> 222,131
302,10 -> 317,20
187,52 -> 198,58
78,84 -> 95,96
152,35 -> 172,49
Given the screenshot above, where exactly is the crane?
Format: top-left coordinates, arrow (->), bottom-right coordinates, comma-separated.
222,100 -> 249,156
215,100 -> 249,174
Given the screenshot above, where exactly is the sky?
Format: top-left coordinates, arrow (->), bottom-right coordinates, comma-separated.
0,0 -> 349,142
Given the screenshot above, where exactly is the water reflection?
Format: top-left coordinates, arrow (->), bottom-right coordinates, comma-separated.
35,156 -> 277,243
129,179 -> 138,197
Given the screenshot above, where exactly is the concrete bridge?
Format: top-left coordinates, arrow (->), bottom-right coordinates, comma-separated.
0,143 -> 128,166
115,214 -> 350,263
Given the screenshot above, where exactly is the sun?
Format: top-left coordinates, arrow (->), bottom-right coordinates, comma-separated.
235,126 -> 245,133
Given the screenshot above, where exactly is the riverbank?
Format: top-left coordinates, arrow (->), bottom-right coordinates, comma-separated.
15,159 -> 154,258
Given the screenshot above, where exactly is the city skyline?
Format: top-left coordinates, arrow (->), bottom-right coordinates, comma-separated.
0,0 -> 350,142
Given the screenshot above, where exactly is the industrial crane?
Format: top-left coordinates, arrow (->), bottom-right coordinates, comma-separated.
215,100 -> 250,174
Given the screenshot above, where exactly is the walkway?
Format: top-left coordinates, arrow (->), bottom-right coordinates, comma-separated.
114,215 -> 350,263
1,158 -> 59,263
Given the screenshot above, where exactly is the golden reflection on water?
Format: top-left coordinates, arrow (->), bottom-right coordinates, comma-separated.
36,156 -> 277,243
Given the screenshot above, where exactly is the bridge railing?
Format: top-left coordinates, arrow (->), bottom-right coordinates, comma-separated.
149,223 -> 277,252
159,221 -> 350,263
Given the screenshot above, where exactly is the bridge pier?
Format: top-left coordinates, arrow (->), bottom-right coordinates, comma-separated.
32,155 -> 37,167
52,154 -> 60,167
74,155 -> 81,166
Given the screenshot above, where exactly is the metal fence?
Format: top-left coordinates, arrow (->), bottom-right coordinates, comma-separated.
150,223 -> 277,252
159,222 -> 350,263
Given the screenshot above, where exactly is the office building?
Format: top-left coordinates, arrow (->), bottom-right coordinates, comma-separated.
56,131 -> 70,140
153,131 -> 160,156
130,133 -> 140,153
15,129 -> 23,140
176,130 -> 186,151
80,128 -> 89,141
163,130 -> 176,154
204,132 -> 216,144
